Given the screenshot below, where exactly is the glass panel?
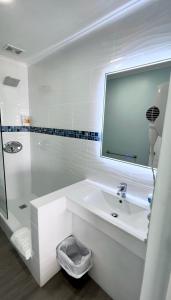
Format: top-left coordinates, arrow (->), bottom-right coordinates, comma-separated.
0,111 -> 8,218
102,63 -> 171,168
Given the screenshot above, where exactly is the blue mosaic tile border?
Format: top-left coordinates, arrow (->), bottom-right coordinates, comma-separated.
1,126 -> 30,132
1,126 -> 100,141
30,126 -> 100,141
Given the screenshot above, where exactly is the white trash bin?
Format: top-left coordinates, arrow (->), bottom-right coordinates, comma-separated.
56,235 -> 93,279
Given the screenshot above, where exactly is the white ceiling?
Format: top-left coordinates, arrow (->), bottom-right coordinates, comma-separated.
0,0 -> 129,63
0,0 -> 170,64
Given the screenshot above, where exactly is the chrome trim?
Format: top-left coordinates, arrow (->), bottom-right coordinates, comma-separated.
3,141 -> 23,154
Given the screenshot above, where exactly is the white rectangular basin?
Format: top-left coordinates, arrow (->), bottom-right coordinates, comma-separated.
80,189 -> 149,241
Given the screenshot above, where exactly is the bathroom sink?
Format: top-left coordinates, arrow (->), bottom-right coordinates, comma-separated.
67,180 -> 149,241
82,190 -> 149,234
84,190 -> 143,214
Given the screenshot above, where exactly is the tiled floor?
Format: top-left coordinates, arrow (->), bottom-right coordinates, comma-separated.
0,227 -> 112,300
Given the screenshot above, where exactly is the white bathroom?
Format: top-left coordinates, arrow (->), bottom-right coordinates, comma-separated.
0,1 -> 171,300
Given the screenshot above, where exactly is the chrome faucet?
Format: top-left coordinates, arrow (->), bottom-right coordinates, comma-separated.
117,182 -> 127,199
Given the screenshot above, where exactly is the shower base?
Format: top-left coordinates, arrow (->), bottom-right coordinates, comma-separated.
0,193 -> 37,237
7,193 -> 37,228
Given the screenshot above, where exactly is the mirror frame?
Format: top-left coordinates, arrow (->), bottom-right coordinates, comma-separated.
101,58 -> 171,169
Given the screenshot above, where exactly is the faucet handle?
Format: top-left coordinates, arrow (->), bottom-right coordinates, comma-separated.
117,182 -> 127,190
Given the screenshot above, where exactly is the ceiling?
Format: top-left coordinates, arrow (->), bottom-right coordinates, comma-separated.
0,0 -> 170,64
0,0 -> 129,63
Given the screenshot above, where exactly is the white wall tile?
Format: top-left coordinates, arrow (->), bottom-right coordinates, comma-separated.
0,56 -> 31,212
0,56 -> 29,126
28,5 -> 171,193
48,103 -> 73,129
30,132 -> 152,201
3,132 -> 31,202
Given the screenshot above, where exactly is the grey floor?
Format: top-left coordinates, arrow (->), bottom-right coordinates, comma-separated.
0,228 -> 112,300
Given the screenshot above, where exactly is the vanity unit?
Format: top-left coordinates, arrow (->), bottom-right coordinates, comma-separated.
30,179 -> 149,300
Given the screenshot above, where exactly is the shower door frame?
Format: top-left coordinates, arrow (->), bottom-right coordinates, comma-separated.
0,110 -> 8,219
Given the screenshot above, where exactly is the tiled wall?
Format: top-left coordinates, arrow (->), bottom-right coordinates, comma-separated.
0,56 -> 31,201
0,56 -> 29,126
28,2 -> 171,196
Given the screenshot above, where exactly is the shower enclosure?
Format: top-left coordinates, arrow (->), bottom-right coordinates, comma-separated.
0,114 -> 37,230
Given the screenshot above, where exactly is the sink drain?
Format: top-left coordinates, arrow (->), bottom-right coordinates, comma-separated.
111,212 -> 118,218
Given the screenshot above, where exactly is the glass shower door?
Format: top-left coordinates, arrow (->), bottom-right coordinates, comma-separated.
0,112 -> 8,218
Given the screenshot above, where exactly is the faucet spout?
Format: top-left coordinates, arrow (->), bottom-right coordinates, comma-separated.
117,182 -> 127,199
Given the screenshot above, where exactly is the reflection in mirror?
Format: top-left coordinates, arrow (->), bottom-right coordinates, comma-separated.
102,63 -> 171,168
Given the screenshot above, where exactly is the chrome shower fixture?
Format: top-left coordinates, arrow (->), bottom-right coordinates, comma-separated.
3,76 -> 20,87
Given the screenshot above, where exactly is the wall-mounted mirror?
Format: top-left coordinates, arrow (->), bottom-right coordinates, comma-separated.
102,61 -> 171,168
